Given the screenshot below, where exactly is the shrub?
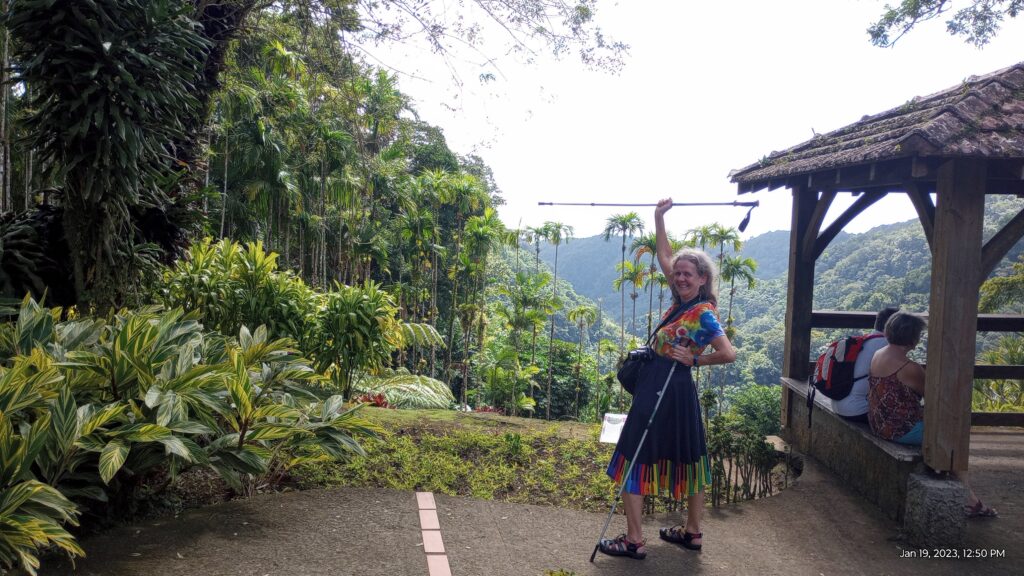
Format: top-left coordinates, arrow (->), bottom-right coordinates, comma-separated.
161,239 -> 317,347
0,297 -> 381,572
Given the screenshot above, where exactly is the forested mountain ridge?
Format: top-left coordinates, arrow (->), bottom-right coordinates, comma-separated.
535,196 -> 1024,389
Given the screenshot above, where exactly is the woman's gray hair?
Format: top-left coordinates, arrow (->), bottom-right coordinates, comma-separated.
672,248 -> 718,306
884,312 -> 926,347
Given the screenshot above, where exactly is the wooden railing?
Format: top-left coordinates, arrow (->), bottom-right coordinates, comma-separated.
806,310 -> 1024,427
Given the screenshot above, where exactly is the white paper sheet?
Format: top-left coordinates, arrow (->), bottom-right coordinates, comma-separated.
599,413 -> 627,444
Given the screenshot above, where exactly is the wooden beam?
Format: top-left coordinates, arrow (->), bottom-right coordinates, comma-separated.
801,191 -> 836,259
985,180 -> 1024,195
972,412 -> 1024,427
973,364 -> 1024,380
980,207 -> 1024,283
781,184 -> 818,428
924,158 -> 987,473
812,192 -> 887,259
805,361 -> 1024,380
906,183 -> 935,252
986,158 -> 1024,180
809,311 -> 1024,332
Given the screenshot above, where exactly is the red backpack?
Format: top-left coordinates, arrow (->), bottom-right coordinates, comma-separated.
806,333 -> 883,426
811,333 -> 883,400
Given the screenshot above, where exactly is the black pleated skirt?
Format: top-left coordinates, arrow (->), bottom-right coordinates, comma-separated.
605,355 -> 710,498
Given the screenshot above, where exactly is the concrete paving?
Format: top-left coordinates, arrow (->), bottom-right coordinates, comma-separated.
42,427 -> 1023,576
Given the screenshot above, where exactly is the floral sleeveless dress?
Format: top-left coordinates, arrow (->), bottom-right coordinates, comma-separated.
605,297 -> 723,499
867,361 -> 923,441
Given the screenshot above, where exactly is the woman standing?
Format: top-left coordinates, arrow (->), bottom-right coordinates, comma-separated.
599,198 -> 736,559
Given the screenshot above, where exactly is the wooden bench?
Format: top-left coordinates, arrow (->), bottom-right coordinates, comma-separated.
780,377 -> 923,520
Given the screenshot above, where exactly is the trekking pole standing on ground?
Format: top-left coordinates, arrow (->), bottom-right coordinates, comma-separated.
590,341 -> 682,563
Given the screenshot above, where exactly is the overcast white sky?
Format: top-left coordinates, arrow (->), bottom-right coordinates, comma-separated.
370,0 -> 1024,239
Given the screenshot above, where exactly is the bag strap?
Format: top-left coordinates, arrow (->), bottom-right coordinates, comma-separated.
851,333 -> 885,381
644,301 -> 693,348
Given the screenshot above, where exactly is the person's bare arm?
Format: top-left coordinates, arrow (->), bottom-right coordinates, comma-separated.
904,362 -> 926,396
664,335 -> 736,367
655,198 -> 674,278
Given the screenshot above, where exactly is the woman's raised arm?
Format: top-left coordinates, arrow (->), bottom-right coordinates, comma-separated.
655,198 -> 675,278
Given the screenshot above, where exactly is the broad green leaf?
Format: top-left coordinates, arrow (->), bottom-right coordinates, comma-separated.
99,441 -> 129,484
157,436 -> 191,460
116,424 -> 172,442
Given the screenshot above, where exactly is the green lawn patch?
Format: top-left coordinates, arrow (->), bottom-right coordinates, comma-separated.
294,407 -> 618,512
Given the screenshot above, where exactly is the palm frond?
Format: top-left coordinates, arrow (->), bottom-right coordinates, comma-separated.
353,369 -> 454,409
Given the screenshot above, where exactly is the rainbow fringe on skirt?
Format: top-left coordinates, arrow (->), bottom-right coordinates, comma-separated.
606,451 -> 711,499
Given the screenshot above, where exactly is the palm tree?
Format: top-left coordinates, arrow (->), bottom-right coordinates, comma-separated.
463,207 -> 505,365
525,225 -> 547,274
976,337 -> 1024,411
595,337 -> 617,422
603,213 -> 644,359
687,224 -> 716,251
720,254 -> 758,337
631,232 -> 658,337
543,221 -> 573,419
654,272 -> 669,317
567,305 -> 598,419
613,260 -> 648,339
522,225 -> 550,369
496,272 -> 554,414
510,219 -> 526,275
709,223 -> 742,295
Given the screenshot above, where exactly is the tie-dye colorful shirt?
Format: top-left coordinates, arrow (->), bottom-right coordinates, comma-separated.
651,300 -> 725,357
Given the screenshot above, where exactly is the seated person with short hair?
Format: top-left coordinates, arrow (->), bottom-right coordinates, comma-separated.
867,311 -> 998,518
867,312 -> 925,445
829,306 -> 899,423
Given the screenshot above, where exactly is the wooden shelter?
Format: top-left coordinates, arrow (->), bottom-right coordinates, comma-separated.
729,61 -> 1024,478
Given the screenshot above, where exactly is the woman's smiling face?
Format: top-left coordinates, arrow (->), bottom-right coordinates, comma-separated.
673,258 -> 706,302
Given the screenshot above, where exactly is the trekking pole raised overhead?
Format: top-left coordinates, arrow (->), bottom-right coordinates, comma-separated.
537,201 -> 759,208
539,200 -> 760,232
590,340 -> 682,563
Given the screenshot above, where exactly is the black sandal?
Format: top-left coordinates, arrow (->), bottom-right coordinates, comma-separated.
598,534 -> 647,559
659,525 -> 702,551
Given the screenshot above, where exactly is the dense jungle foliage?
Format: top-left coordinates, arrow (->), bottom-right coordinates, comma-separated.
0,1 -> 650,572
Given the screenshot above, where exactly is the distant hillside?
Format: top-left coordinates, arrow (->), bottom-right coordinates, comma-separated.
534,195 -> 1024,389
531,235 -> 634,325
739,230 -> 808,280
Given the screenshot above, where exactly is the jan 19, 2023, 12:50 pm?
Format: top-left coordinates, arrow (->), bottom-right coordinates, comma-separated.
900,548 -> 1007,559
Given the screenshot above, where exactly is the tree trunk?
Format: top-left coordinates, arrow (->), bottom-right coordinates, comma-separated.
647,258 -> 656,338
220,137 -> 229,238
618,234 -> 626,411
546,244 -> 560,420
0,9 -> 8,213
23,148 -> 32,211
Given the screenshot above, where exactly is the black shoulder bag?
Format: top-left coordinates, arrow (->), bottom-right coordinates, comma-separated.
616,303 -> 689,395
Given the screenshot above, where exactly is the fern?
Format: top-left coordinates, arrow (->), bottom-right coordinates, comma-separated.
352,369 -> 454,409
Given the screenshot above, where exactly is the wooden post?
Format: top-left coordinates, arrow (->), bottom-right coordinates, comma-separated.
781,184 -> 817,427
924,159 -> 986,472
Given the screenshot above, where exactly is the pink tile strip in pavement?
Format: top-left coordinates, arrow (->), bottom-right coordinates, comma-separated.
422,530 -> 445,554
426,554 -> 452,576
416,491 -> 436,510
416,492 -> 451,576
419,509 -> 440,530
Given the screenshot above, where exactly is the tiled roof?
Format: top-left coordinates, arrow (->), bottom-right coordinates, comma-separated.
730,62 -> 1024,188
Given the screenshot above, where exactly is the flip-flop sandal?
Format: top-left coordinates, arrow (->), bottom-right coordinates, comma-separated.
965,500 -> 999,518
598,534 -> 647,559
659,525 -> 702,550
